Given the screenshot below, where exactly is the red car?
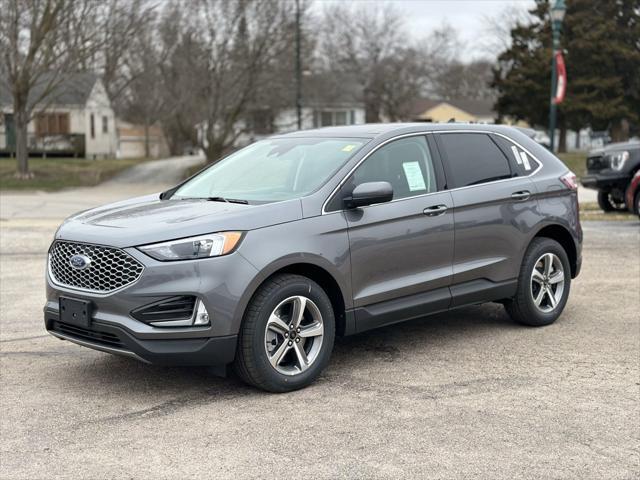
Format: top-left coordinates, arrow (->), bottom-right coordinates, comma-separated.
626,170 -> 640,218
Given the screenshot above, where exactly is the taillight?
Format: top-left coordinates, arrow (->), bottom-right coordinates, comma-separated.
560,171 -> 578,190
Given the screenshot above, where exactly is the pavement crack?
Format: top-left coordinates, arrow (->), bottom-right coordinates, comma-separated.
0,334 -> 49,343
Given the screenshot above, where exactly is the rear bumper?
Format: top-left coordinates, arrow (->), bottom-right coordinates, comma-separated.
581,172 -> 629,191
44,311 -> 237,366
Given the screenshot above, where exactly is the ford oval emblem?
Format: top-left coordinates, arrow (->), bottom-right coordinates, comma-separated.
69,254 -> 91,270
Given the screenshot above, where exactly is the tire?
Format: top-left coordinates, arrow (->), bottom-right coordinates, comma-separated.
505,238 -> 571,327
597,189 -> 626,212
233,274 -> 335,392
635,191 -> 640,219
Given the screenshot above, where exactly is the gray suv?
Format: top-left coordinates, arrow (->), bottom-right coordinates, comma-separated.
45,124 -> 582,392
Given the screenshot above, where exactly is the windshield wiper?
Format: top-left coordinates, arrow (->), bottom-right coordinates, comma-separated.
206,196 -> 249,205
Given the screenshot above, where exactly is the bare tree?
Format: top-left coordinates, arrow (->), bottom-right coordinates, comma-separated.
480,4 -> 533,57
170,0 -> 295,162
0,0 -> 147,178
318,2 -> 408,122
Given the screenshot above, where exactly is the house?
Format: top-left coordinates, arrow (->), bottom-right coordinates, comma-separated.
0,72 -> 117,158
116,120 -> 169,159
408,98 -> 496,124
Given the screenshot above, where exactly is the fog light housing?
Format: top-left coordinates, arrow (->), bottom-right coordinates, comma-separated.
193,300 -> 210,326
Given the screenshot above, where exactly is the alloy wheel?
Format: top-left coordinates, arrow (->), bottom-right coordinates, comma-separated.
264,295 -> 324,376
530,252 -> 565,313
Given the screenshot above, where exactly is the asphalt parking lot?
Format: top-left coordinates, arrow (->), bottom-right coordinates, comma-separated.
0,191 -> 638,478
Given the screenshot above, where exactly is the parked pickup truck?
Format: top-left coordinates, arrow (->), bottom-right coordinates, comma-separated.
582,140 -> 640,212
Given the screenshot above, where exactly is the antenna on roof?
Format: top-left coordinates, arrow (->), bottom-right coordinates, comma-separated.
447,118 -> 456,123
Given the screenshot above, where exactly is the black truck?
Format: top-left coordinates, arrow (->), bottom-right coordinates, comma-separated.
581,140 -> 640,211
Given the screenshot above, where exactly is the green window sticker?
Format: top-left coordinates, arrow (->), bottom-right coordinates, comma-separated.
402,161 -> 426,191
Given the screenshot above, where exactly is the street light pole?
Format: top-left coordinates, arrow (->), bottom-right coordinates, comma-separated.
295,0 -> 302,130
548,0 -> 566,152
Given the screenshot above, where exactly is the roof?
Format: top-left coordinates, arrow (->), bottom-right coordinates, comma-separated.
409,97 -> 495,119
0,72 -> 99,108
275,122 -> 526,140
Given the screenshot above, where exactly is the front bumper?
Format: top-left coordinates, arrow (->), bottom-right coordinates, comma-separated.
44,243 -> 259,365
45,311 -> 237,365
581,171 -> 629,191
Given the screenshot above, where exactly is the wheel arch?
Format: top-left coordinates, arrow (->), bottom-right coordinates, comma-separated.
531,224 -> 579,278
234,257 -> 350,337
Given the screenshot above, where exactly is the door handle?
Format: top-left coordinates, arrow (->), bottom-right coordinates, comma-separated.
511,190 -> 531,201
423,204 -> 448,216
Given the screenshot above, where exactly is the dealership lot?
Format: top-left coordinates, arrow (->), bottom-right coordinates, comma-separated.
0,196 -> 638,478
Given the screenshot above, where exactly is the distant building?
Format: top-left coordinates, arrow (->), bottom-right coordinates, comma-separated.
407,98 -> 496,124
116,120 -> 169,159
0,73 -> 117,158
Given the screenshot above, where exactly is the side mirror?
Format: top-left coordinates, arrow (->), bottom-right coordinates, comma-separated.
344,181 -> 393,209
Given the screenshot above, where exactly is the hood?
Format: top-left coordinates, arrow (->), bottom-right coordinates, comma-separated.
589,139 -> 640,156
55,193 -> 303,248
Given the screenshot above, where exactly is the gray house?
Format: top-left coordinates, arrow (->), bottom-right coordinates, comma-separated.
0,73 -> 117,158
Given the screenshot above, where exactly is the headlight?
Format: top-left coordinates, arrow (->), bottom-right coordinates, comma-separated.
138,231 -> 243,261
609,151 -> 629,171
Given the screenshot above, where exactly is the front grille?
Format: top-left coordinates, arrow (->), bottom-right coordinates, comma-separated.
51,320 -> 125,349
131,296 -> 197,323
49,241 -> 144,293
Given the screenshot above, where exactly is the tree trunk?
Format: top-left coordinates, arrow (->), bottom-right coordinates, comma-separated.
558,122 -> 567,153
144,121 -> 151,158
610,119 -> 630,142
14,106 -> 32,179
205,140 -> 225,164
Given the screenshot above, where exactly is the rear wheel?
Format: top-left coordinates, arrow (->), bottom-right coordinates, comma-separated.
505,238 -> 571,327
597,189 -> 626,212
233,274 -> 335,392
634,191 -> 640,218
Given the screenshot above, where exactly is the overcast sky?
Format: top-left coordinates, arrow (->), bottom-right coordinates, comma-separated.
314,0 -> 536,61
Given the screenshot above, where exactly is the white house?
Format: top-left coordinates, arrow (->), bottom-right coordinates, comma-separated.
0,73 -> 117,159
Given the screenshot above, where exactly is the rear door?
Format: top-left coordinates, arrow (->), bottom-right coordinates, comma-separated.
327,134 -> 454,332
435,132 -> 540,307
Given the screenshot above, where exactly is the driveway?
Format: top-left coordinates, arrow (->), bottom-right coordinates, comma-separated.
0,171 -> 638,478
0,154 -> 204,223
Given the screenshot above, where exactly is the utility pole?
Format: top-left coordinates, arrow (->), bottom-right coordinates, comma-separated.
548,0 -> 566,152
295,0 -> 302,130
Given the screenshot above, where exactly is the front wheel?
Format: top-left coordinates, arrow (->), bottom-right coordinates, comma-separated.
233,274 -> 335,392
597,189 -> 626,212
505,238 -> 571,327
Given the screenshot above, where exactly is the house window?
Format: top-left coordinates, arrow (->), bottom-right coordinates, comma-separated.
102,116 -> 108,134
315,110 -> 356,127
35,113 -> 70,136
90,114 -> 95,139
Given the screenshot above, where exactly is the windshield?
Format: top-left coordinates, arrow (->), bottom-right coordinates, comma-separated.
172,137 -> 367,203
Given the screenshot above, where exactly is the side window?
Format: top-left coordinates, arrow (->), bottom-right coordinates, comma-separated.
492,135 -> 539,177
351,136 -> 438,201
439,133 -> 511,188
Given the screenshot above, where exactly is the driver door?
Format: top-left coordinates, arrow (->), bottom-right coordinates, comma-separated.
331,135 -> 454,332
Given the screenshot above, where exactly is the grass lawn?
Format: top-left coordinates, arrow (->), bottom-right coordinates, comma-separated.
557,151 -> 587,178
580,201 -> 637,222
0,157 -> 149,191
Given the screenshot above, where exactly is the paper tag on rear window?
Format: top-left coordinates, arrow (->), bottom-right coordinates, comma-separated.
342,144 -> 357,152
402,161 -> 426,191
511,146 -> 523,164
520,151 -> 531,170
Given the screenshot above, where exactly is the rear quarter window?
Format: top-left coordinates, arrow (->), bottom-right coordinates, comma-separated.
438,133 -> 512,188
492,134 -> 541,177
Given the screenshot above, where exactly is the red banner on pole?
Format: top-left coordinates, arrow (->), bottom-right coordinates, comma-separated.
553,51 -> 566,104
